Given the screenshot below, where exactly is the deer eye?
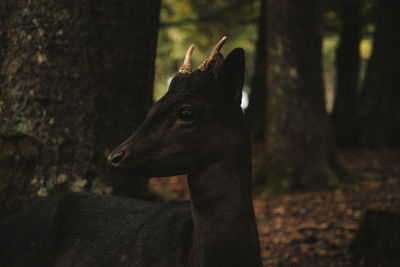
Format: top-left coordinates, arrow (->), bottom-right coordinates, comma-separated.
177,107 -> 194,122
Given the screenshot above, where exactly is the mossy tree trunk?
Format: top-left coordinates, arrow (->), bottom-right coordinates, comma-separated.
331,0 -> 361,148
255,0 -> 346,192
356,0 -> 400,148
245,0 -> 267,141
0,0 -> 160,218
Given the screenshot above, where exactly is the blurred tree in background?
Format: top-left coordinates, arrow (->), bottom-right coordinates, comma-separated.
0,1 -> 397,264
245,0 -> 267,140
0,0 -> 160,217
356,0 -> 400,148
331,0 -> 362,148
0,0 -> 398,213
254,0 -> 349,192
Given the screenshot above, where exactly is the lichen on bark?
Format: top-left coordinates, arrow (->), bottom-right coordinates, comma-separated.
0,0 -> 160,217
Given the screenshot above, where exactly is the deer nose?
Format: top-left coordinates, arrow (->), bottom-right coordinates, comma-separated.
108,151 -> 125,167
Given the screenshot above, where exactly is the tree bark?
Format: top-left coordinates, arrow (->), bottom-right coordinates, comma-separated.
0,0 -> 160,217
245,0 -> 267,141
331,0 -> 361,148
349,209 -> 400,266
356,0 -> 400,148
255,0 -> 345,192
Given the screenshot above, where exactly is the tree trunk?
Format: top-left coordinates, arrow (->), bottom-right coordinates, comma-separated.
245,0 -> 267,141
0,0 -> 160,218
356,0 -> 400,148
331,0 -> 361,148
349,209 -> 400,266
255,0 -> 346,192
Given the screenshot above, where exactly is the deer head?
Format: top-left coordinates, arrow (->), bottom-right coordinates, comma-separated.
108,37 -> 246,177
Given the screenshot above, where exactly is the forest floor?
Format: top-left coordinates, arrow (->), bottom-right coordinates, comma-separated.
149,149 -> 400,267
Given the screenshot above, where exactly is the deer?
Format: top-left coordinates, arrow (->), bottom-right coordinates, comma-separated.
0,37 -> 263,267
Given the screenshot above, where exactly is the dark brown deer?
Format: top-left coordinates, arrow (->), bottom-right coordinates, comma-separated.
0,37 -> 263,267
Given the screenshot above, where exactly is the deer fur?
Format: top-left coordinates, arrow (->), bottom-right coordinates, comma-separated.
0,38 -> 263,267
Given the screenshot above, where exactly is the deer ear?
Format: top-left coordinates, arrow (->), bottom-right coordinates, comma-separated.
218,48 -> 245,106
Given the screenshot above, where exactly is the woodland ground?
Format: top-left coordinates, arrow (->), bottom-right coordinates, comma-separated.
149,149 -> 400,267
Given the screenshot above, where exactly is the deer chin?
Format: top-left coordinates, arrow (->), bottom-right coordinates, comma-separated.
110,157 -> 187,178
119,168 -> 187,179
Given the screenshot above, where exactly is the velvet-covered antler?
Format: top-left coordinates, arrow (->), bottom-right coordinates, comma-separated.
198,36 -> 227,76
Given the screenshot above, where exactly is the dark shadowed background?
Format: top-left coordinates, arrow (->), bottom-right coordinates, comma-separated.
0,0 -> 399,265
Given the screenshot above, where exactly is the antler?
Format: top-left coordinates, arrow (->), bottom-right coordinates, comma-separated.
178,44 -> 195,73
198,36 -> 228,73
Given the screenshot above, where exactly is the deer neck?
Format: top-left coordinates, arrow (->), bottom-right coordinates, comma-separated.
186,140 -> 261,267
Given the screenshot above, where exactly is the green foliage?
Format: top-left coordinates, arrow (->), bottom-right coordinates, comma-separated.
155,0 -> 259,100
322,35 -> 339,113
358,36 -> 374,90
